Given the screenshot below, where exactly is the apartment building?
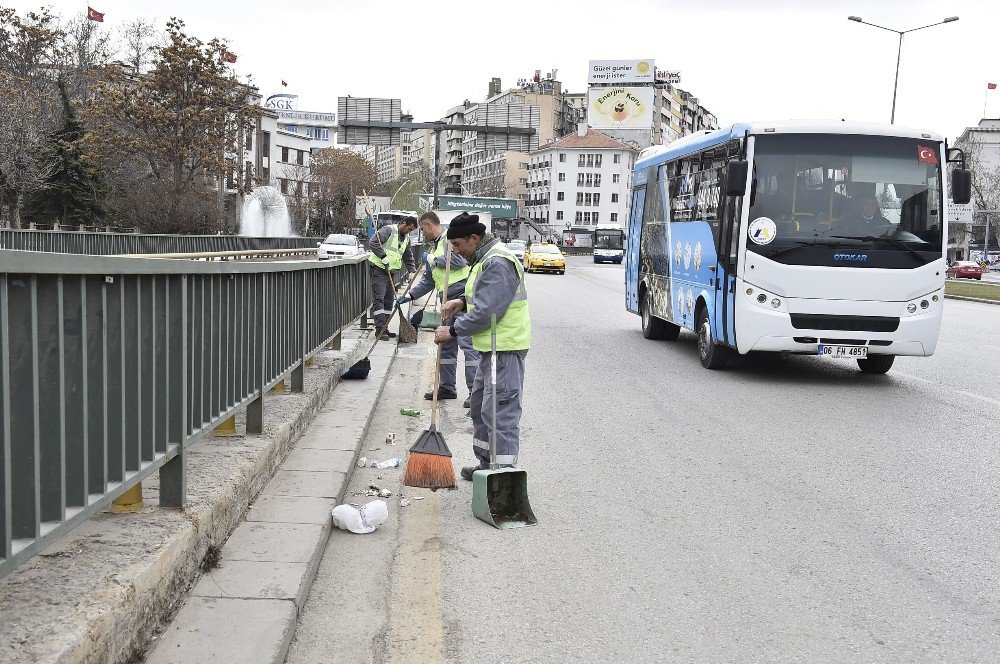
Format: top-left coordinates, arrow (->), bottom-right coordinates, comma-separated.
525,126 -> 636,230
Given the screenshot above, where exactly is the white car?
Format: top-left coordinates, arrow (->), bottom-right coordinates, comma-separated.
506,240 -> 526,260
317,234 -> 363,260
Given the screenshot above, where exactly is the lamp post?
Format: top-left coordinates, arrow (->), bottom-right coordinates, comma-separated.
847,15 -> 959,123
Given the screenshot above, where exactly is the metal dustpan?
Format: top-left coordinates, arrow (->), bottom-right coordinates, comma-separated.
472,315 -> 537,529
418,309 -> 441,329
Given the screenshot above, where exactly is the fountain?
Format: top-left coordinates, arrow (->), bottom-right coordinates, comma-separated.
240,186 -> 293,237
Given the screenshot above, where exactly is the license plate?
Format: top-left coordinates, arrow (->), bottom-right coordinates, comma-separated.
818,344 -> 868,359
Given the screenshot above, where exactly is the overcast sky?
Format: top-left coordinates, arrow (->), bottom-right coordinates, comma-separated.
11,0 -> 999,140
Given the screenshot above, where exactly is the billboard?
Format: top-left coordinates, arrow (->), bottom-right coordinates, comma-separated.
437,195 -> 518,219
355,195 -> 391,221
655,69 -> 682,84
562,229 -> 592,248
948,201 -> 974,223
588,59 -> 655,84
587,87 -> 654,130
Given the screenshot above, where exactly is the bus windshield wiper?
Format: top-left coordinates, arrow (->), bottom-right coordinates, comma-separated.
828,235 -> 931,265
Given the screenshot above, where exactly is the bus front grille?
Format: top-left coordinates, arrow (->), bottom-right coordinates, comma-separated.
789,314 -> 900,333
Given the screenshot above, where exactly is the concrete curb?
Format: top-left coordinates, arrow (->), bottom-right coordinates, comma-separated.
0,329 -> 386,664
144,339 -> 398,664
944,294 -> 1000,306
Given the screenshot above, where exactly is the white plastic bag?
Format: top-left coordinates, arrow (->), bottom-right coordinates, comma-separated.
331,500 -> 388,534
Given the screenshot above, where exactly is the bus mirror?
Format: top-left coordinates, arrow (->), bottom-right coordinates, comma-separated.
726,160 -> 749,196
951,169 -> 972,205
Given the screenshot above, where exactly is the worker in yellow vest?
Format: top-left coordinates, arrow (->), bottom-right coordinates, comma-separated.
396,212 -> 480,405
367,216 -> 417,338
436,213 -> 531,480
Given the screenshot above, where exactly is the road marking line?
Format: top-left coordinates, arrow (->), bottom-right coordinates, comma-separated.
956,390 -> 1000,407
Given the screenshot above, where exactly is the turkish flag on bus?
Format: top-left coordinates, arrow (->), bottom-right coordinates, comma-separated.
917,145 -> 938,165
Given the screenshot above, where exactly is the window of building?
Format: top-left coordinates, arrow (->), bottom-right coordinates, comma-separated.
595,154 -> 602,168
585,193 -> 592,206
594,193 -> 601,206
519,177 -> 527,185
594,174 -> 601,187
556,211 -> 564,220
576,192 -> 584,205
280,178 -> 288,194
585,173 -> 593,187
584,211 -> 591,224
611,212 -> 618,223
245,133 -> 253,151
558,173 -> 565,182
587,154 -> 595,168
559,153 -> 566,163
321,128 -> 330,140
297,150 -> 304,166
261,132 -> 270,158
575,211 -> 582,223
611,193 -> 618,203
557,192 -> 565,201
519,162 -> 529,169
614,153 -> 621,164
577,173 -> 584,186
578,154 -> 586,167
281,147 -> 289,163
612,174 -> 620,184
593,212 -> 599,224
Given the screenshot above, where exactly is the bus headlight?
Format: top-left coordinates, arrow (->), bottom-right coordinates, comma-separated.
907,303 -> 917,313
771,298 -> 781,308
757,294 -> 767,304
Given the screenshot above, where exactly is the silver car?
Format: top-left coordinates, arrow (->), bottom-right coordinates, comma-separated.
317,234 -> 363,260
506,240 -> 526,260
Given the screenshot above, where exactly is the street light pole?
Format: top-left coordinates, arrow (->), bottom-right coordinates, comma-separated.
847,16 -> 959,124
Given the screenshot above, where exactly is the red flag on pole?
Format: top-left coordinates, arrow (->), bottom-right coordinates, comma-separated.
989,82 -> 998,90
917,145 -> 939,165
220,50 -> 237,64
87,6 -> 104,22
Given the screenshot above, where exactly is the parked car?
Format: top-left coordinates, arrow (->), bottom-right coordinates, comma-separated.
506,240 -> 526,260
946,260 -> 983,280
317,234 -> 363,260
523,243 -> 566,274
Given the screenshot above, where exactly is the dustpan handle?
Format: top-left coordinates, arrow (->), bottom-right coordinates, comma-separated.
490,314 -> 498,470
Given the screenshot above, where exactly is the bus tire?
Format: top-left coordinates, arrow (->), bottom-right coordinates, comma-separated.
857,355 -> 894,374
697,306 -> 729,369
641,288 -> 668,340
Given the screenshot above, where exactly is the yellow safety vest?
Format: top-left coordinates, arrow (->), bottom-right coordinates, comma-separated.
430,236 -> 470,292
368,229 -> 410,270
464,242 -> 531,352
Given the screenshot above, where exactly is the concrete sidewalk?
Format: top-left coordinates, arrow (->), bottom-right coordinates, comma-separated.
146,338 -> 396,664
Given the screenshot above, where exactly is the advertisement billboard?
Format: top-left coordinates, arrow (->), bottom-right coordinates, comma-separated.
587,87 -> 654,130
655,69 -> 682,84
588,59 -> 655,84
355,195 -> 391,221
562,228 -> 593,248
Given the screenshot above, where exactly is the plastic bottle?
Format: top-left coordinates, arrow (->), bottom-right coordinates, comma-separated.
372,458 -> 401,469
400,408 -> 420,417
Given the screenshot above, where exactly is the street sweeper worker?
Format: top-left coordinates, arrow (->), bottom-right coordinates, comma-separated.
434,212 -> 531,481
368,216 -> 417,338
396,211 -> 480,406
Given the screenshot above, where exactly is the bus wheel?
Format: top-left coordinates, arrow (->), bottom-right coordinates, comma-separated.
697,307 -> 728,369
857,355 -> 894,374
641,289 -> 667,339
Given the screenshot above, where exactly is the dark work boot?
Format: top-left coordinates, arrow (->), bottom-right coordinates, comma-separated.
462,397 -> 471,408
425,388 -> 458,400
461,465 -> 486,481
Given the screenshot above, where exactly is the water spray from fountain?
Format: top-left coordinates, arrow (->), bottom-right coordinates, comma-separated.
240,186 -> 293,237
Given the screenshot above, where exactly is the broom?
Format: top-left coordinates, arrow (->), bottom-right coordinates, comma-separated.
342,266 -> 423,379
403,246 -> 456,489
386,269 -> 418,344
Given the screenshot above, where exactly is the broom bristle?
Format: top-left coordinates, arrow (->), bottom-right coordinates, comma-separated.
397,316 -> 418,343
403,452 -> 456,489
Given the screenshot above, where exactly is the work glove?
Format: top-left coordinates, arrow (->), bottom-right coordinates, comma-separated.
395,295 -> 411,308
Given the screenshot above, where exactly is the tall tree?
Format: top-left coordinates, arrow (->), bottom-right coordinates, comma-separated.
311,148 -> 377,233
22,77 -> 107,226
86,18 -> 260,234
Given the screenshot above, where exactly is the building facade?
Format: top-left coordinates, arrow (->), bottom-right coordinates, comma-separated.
439,102 -> 474,195
525,126 -> 636,231
953,118 -> 1000,261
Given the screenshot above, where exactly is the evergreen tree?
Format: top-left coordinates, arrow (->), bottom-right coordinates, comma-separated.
23,77 -> 107,226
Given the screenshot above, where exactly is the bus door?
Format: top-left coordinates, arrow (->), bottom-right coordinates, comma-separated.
625,185 -> 646,313
714,174 -> 742,348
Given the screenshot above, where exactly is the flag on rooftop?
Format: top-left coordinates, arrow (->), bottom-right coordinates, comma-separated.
87,6 -> 104,22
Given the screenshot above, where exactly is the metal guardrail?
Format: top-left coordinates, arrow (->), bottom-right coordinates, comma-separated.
0,229 -> 321,255
0,250 -> 371,579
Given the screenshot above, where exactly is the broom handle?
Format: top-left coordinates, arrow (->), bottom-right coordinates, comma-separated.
490,314 -> 498,470
365,263 -> 424,357
430,240 -> 452,429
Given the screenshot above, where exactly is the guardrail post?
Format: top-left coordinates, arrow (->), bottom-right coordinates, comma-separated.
291,270 -> 306,393
246,273 -> 265,435
159,275 -> 186,508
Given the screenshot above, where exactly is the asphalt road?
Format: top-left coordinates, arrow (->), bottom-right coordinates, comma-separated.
289,255 -> 1000,663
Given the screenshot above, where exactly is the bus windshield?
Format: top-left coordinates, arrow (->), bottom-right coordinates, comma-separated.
593,231 -> 623,250
748,134 -> 943,265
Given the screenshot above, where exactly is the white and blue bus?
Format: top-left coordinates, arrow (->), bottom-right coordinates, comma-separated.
625,120 -> 972,373
593,227 -> 625,264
